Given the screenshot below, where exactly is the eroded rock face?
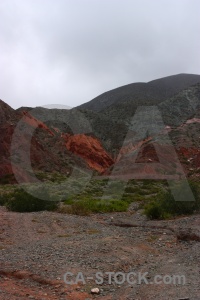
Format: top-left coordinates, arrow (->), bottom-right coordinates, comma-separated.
64,133 -> 114,173
0,100 -> 115,182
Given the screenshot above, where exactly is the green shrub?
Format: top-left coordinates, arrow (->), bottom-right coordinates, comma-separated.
122,194 -> 134,204
64,198 -> 129,216
144,181 -> 200,219
64,197 -> 74,205
144,201 -> 164,219
68,201 -> 91,216
125,186 -> 140,193
118,192 -> 140,204
137,189 -> 150,196
5,188 -> 59,212
0,174 -> 15,184
0,194 -> 9,206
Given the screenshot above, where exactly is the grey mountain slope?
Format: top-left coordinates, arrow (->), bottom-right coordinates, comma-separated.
16,74 -> 200,158
99,83 -> 200,128
77,73 -> 200,112
159,83 -> 200,126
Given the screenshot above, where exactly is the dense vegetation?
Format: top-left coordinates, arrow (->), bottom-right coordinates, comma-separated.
144,181 -> 200,219
0,177 -> 199,218
0,187 -> 58,212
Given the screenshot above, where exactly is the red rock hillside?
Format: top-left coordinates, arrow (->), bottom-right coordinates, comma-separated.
0,110 -> 64,182
63,133 -> 114,173
0,100 -> 115,182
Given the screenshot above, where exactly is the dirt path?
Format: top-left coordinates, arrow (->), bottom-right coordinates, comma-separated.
0,206 -> 200,299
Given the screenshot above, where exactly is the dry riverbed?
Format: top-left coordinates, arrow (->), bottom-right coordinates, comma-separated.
0,206 -> 200,299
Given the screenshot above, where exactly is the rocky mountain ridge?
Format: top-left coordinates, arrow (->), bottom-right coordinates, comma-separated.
77,73 -> 200,112
1,73 -> 200,183
0,102 -> 114,183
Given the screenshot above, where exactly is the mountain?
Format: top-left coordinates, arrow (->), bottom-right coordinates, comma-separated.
102,82 -> 200,178
1,73 -> 200,183
77,75 -> 200,179
94,82 -> 200,128
75,74 -> 200,157
17,106 -> 128,157
77,74 -> 200,112
0,100 -> 114,183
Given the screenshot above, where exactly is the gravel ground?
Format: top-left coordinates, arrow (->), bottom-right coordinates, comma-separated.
0,206 -> 200,300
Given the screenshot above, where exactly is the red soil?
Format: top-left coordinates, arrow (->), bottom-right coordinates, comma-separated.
64,133 -> 114,173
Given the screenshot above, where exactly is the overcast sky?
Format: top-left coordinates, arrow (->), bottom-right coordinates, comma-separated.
0,0 -> 200,109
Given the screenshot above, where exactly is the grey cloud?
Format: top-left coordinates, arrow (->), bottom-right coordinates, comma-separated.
0,0 -> 200,109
